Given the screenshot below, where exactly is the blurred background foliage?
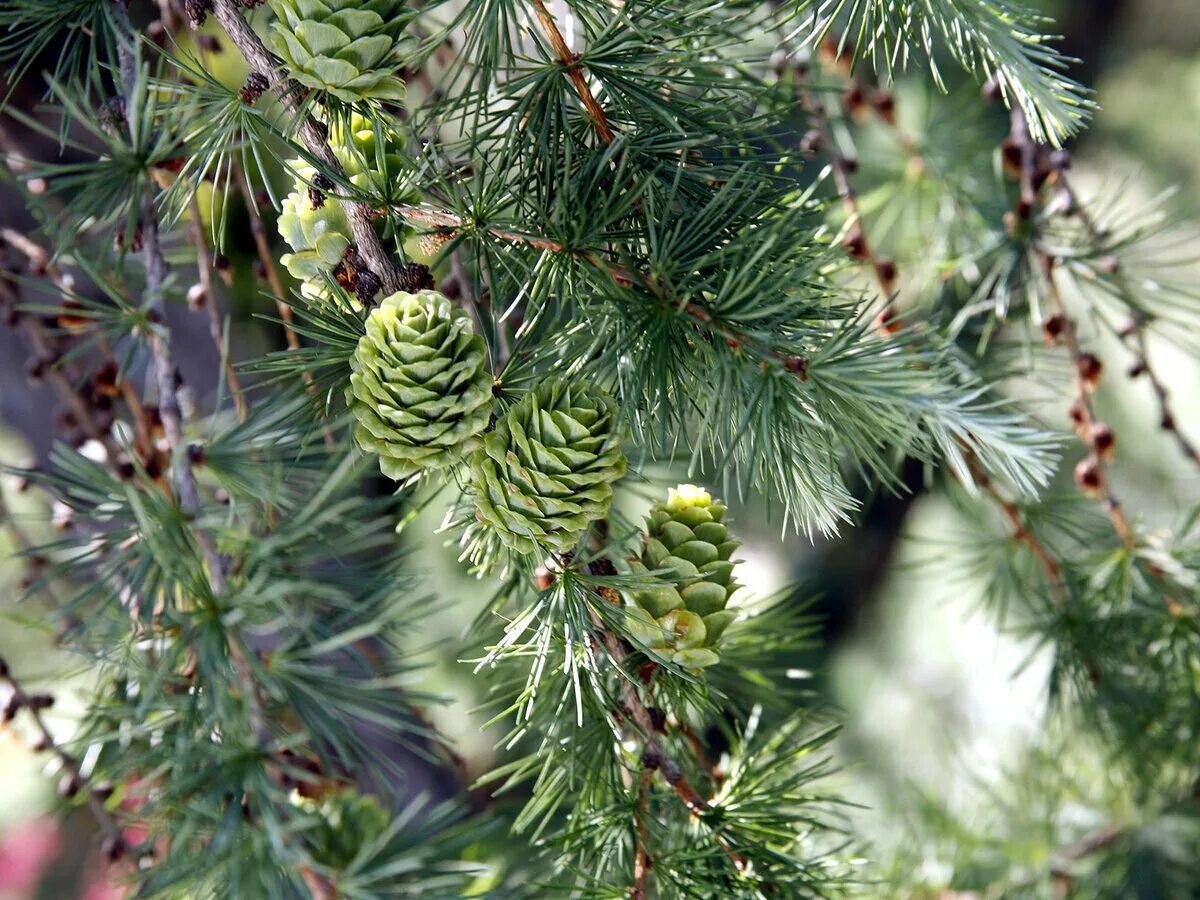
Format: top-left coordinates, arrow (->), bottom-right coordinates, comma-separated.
1,0 -> 1199,895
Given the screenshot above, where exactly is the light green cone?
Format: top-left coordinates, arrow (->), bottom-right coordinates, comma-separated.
349,290 -> 493,481
277,114 -> 411,291
268,0 -> 416,102
627,484 -> 741,669
469,378 -> 627,555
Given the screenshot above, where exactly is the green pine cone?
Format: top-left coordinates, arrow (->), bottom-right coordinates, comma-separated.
349,290 -> 493,481
277,175 -> 352,284
627,484 -> 741,669
297,787 -> 389,871
277,115 -> 411,290
469,379 -> 627,555
268,0 -> 416,102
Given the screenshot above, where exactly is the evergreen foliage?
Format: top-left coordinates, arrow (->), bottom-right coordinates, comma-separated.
0,1 -> 1195,898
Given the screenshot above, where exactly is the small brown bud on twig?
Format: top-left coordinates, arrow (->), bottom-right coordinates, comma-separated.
843,84 -> 867,118
239,71 -> 269,105
875,304 -> 901,335
1074,457 -> 1103,496
214,253 -> 233,286
534,567 -> 555,591
1089,423 -> 1115,460
1076,353 -> 1103,390
147,21 -> 168,47
842,227 -> 867,260
1042,314 -> 1067,344
397,262 -> 435,292
1000,139 -> 1022,179
871,90 -> 896,124
102,835 -> 127,863
185,0 -> 212,28
799,129 -> 824,157
1068,398 -> 1088,434
59,772 -> 82,798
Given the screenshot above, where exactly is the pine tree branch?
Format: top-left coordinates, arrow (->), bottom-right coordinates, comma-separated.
527,0 -> 616,144
187,195 -> 248,422
581,579 -> 749,874
393,203 -> 810,375
1053,169 -> 1200,474
111,5 -> 275,748
0,655 -> 130,862
232,161 -> 301,351
207,0 -> 402,295
965,452 -> 1066,605
1007,108 -> 1133,547
796,63 -> 897,303
1125,323 -> 1200,470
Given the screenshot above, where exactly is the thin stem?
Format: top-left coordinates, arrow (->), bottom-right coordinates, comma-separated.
631,767 -> 652,899
188,196 -> 248,421
528,0 -> 617,144
232,162 -> 301,350
1009,108 -> 1134,547
1055,172 -> 1200,473
392,203 -> 810,375
796,74 -> 897,301
582,586 -> 747,873
0,656 -> 129,857
966,453 -> 1067,605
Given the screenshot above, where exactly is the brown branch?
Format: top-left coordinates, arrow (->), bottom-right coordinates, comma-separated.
393,203 -> 810,377
1053,170 -> 1200,473
966,454 -> 1067,605
528,0 -> 616,144
208,0 -> 401,295
1008,108 -> 1134,548
631,767 -> 653,899
232,163 -> 301,350
794,60 -> 897,303
0,655 -> 130,860
582,593 -> 747,873
1125,324 -> 1200,469
188,197 -> 248,421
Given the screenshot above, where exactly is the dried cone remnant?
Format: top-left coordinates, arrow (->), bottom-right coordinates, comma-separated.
349,290 -> 493,481
267,0 -> 416,102
626,485 -> 741,670
470,379 -> 627,555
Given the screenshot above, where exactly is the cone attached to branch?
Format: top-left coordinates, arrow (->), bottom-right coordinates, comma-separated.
349,290 -> 493,481
626,485 -> 741,669
469,378 -> 627,555
268,0 -> 416,102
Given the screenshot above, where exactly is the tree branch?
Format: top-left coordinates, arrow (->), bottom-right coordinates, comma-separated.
1008,108 -> 1134,547
208,0 -> 401,295
187,196 -> 248,421
0,655 -> 130,861
528,0 -> 616,144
